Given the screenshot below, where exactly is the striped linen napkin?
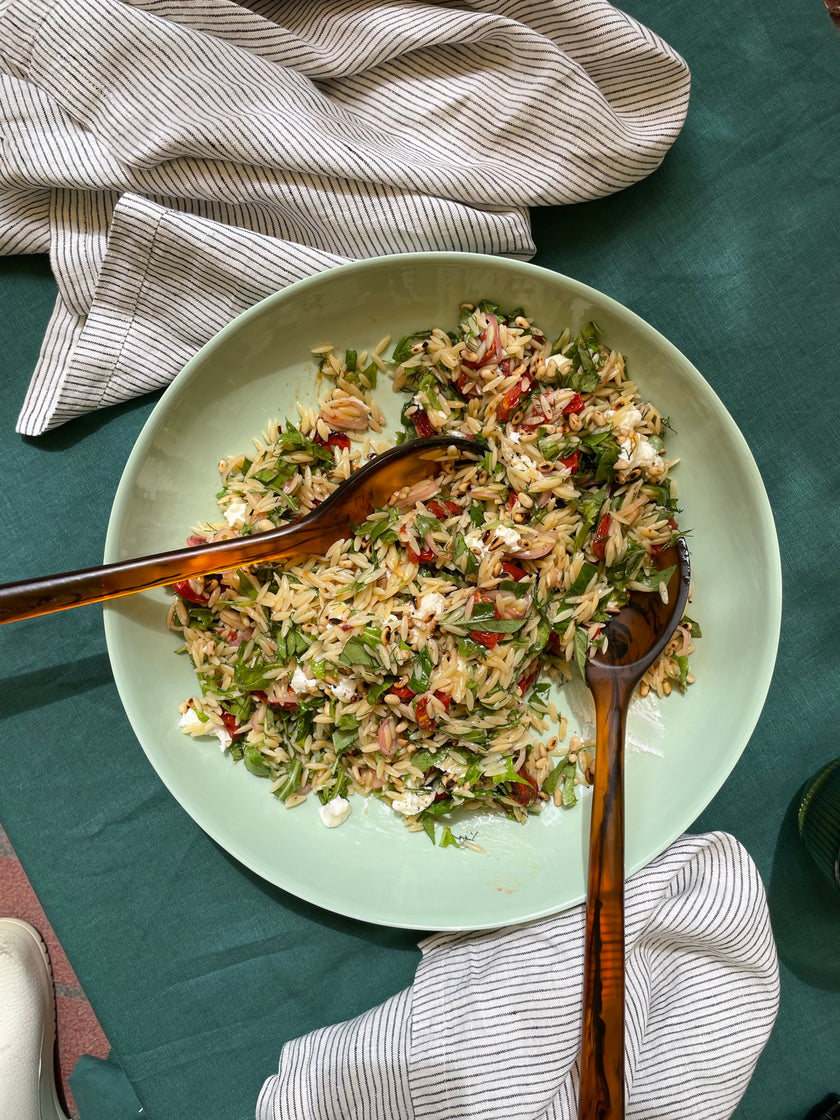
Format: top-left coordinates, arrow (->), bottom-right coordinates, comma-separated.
0,0 -> 690,436
258,832 -> 779,1120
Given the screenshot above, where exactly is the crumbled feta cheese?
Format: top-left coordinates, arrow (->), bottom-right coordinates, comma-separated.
179,708 -> 229,752
223,499 -> 249,527
615,435 -> 663,474
464,530 -> 489,557
330,678 -> 357,703
391,789 -> 436,817
437,753 -> 468,778
493,524 -> 521,548
606,406 -> 643,435
319,796 -> 352,829
178,709 -> 204,731
213,727 -> 232,753
633,438 -> 662,469
414,592 -> 447,620
509,450 -> 538,473
507,428 -> 522,443
545,353 -> 573,375
290,666 -> 320,695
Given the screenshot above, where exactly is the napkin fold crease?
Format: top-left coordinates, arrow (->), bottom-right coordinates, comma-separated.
0,0 -> 690,435
257,832 -> 779,1120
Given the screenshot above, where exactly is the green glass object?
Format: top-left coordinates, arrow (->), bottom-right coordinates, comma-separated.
798,761 -> 840,890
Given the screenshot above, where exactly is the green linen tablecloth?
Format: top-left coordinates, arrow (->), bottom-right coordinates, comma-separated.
1,0 -> 839,1116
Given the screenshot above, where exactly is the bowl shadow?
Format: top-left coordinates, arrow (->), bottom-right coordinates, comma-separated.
767,784 -> 840,991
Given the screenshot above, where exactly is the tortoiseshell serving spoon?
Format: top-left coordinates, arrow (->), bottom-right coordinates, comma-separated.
0,435 -> 481,625
579,536 -> 691,1119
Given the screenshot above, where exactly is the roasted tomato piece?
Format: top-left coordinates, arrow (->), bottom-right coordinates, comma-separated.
172,578 -> 210,605
427,499 -> 461,519
219,712 -> 244,739
562,393 -> 586,415
469,629 -> 502,649
389,684 -> 416,701
559,450 -> 580,473
500,560 -> 527,581
593,514 -> 612,561
406,544 -> 435,564
433,690 -> 452,711
409,407 -> 435,437
414,695 -> 436,730
314,431 -> 351,451
517,660 -> 540,695
496,375 -> 532,422
509,768 -> 539,805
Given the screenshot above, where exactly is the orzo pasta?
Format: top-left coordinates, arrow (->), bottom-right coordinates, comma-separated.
168,301 -> 698,848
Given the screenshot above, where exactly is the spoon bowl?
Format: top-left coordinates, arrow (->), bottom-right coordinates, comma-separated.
0,435 -> 482,625
579,537 -> 691,1120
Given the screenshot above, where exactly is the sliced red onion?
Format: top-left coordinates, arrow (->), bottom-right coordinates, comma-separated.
378,718 -> 398,757
265,686 -> 299,709
391,477 -> 441,510
494,590 -> 532,619
512,535 -> 556,560
487,313 -> 504,363
227,627 -> 254,649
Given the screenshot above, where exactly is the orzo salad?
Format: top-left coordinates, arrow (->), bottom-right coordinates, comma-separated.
168,301 -> 699,849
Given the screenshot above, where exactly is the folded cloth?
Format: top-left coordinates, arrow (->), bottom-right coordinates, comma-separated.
257,833 -> 779,1120
0,0 -> 690,435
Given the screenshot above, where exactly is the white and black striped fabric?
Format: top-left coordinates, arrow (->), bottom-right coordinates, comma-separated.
0,0 -> 690,435
257,832 -> 779,1120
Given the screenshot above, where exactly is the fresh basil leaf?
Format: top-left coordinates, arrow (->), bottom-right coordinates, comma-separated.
683,615 -> 702,638
574,627 -> 589,678
632,564 -> 676,592
223,695 -> 253,724
594,439 -> 620,482
568,561 -> 598,596
332,719 -> 359,755
339,636 -> 377,669
562,764 -> 578,807
439,826 -> 459,849
244,744 -> 273,779
392,331 -> 431,364
491,757 -> 532,788
466,616 -> 526,634
252,462 -> 298,491
470,600 -> 496,621
187,606 -> 215,629
414,513 -> 438,538
272,759 -> 303,799
233,662 -> 273,691
410,749 -> 442,772
498,580 -> 531,596
538,433 -> 575,461
408,647 -> 434,693
457,636 -> 486,660
534,613 -> 552,653
367,677 -> 396,704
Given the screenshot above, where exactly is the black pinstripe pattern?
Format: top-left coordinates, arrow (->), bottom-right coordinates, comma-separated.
0,0 -> 690,434
258,834 -> 778,1119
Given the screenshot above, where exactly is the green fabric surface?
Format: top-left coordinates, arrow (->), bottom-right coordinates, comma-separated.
68,1052 -> 144,1118
1,0 -> 839,1117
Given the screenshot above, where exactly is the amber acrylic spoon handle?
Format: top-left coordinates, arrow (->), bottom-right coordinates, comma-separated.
579,674 -> 633,1120
0,435 -> 479,625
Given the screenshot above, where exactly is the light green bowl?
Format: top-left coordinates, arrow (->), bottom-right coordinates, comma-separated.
103,252 -> 781,931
